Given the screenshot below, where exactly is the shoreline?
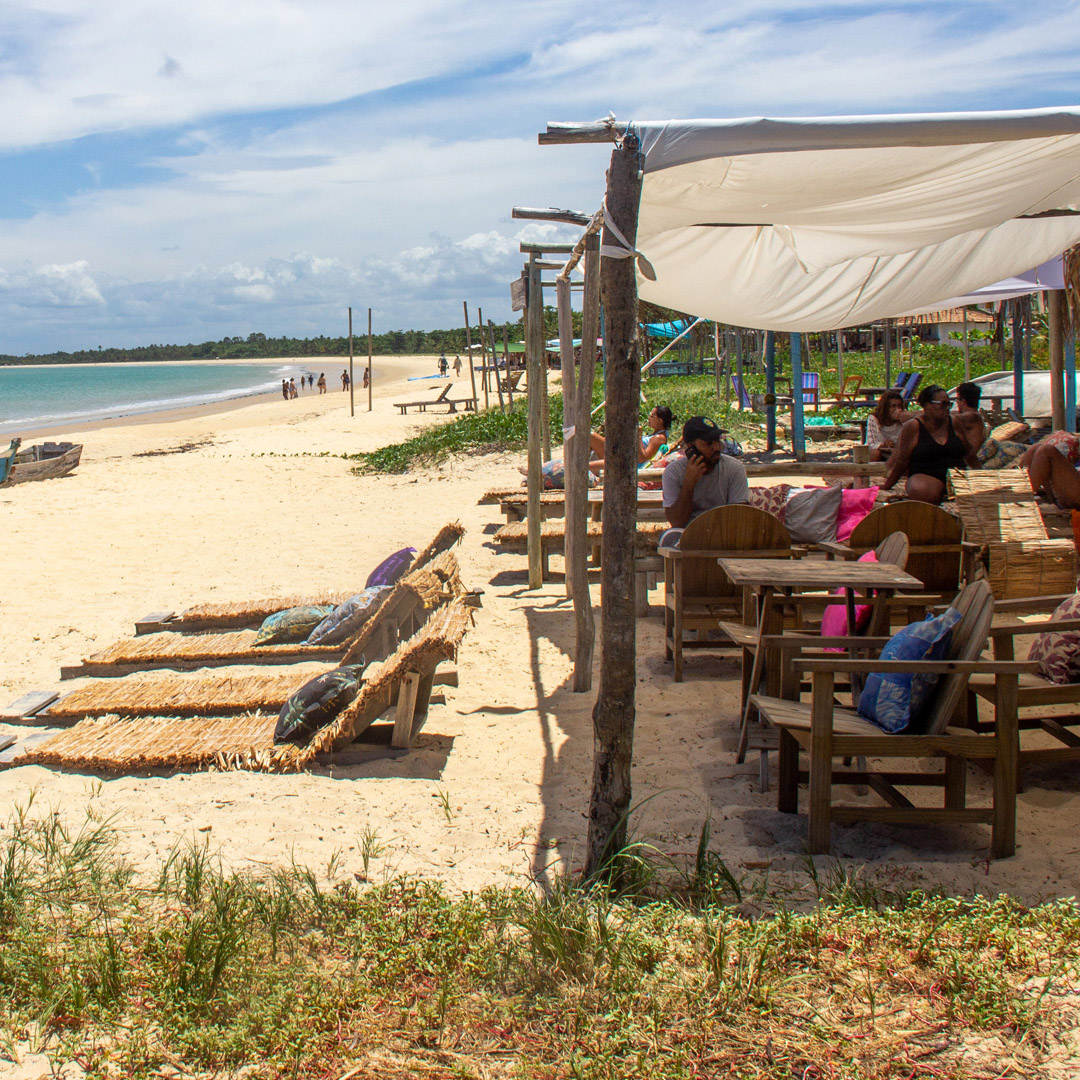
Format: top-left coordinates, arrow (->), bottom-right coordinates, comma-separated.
3,355 -> 406,441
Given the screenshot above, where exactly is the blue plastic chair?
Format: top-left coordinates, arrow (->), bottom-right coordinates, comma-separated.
731,374 -> 753,410
900,371 -> 922,403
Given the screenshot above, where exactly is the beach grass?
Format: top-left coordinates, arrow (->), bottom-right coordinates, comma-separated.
2,807 -> 1077,1079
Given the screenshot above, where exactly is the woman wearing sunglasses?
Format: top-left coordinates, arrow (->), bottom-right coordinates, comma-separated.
881,384 -> 981,504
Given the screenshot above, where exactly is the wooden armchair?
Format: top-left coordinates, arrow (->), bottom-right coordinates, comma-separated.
751,579 -> 1033,858
965,596 -> 1080,780
661,505 -> 794,682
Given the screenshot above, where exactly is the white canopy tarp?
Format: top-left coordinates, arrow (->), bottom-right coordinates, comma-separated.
897,256 -> 1065,317
631,109 -> 1080,331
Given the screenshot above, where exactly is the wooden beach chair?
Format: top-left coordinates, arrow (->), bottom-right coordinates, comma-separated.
22,600 -> 475,772
660,505 -> 794,682
751,579 -> 1029,858
61,552 -> 465,679
393,383 -> 469,414
950,471 -> 1076,600
134,522 -> 465,634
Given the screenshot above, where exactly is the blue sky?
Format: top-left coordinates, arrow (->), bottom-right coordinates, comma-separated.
1,0 -> 1079,353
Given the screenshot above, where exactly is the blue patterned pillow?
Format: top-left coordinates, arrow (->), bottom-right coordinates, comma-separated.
857,607 -> 962,733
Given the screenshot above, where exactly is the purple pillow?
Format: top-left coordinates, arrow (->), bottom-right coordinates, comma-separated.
365,547 -> 416,588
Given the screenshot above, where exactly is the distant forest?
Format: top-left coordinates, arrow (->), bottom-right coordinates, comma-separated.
0,308 -> 584,366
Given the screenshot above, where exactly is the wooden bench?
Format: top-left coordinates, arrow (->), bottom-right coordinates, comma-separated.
393,383 -> 478,415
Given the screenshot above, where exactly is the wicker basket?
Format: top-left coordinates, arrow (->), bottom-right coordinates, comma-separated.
986,539 -> 1077,600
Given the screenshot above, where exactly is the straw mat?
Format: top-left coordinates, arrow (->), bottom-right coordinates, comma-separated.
49,671 -> 311,719
28,597 -> 475,773
494,519 -> 667,551
408,521 -> 465,572
479,487 -> 526,503
951,472 -> 1076,598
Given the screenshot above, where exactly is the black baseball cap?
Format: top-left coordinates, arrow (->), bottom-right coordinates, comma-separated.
682,416 -> 722,444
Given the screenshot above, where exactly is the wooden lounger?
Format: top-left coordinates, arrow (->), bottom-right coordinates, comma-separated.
135,522 -> 465,634
62,553 -> 464,679
21,600 -> 475,772
392,383 -> 475,414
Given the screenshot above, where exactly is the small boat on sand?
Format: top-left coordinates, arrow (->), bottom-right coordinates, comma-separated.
0,439 -> 83,487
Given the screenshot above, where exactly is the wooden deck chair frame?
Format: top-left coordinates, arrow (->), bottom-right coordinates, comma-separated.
837,374 -> 863,403
751,579 -> 1032,859
393,382 -> 454,414
661,505 -> 794,682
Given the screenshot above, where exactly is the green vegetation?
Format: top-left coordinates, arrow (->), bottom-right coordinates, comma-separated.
1,807 -> 1075,1078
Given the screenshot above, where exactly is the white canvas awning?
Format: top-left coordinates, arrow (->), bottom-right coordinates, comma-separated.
631,109 -> 1080,331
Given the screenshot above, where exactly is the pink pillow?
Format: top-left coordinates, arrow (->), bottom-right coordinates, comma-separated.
820,550 -> 878,647
836,486 -> 880,542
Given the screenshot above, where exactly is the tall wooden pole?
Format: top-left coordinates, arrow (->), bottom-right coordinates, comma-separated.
526,256 -> 544,589
765,331 -> 777,451
462,301 -> 479,407
586,135 -> 641,880
962,309 -> 971,381
367,309 -> 372,412
837,327 -> 844,389
489,319 -> 505,413
478,306 -> 490,411
502,325 -> 514,408
791,333 -> 806,461
1012,300 -> 1024,416
1049,290 -> 1066,431
348,307 -> 355,417
557,277 -> 578,602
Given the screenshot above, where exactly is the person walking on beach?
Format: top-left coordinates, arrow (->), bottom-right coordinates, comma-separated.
289,378 -> 298,399
317,372 -> 327,394
453,355 -> 462,376
439,354 -> 448,376
282,379 -> 289,400
363,367 -> 370,390
341,369 -> 350,391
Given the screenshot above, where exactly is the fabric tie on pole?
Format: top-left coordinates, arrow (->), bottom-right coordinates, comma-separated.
602,202 -> 657,280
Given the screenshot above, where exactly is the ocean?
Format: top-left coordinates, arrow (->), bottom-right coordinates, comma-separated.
0,361 -> 315,435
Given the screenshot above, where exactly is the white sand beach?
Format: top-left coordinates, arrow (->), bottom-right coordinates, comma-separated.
1,355 -> 1079,904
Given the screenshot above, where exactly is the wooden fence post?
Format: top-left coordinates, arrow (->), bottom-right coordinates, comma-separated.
526,255 -> 545,589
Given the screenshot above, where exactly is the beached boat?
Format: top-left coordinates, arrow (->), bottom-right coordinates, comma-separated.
0,439 -> 83,487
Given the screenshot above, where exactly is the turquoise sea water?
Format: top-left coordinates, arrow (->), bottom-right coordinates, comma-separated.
0,362 -> 314,435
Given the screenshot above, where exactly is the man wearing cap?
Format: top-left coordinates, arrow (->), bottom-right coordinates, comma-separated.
661,416 -> 750,544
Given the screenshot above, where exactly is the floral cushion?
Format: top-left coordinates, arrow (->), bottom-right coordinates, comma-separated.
747,483 -> 790,518
857,607 -> 962,733
978,438 -> 1028,470
254,605 -> 336,646
1028,594 -> 1080,684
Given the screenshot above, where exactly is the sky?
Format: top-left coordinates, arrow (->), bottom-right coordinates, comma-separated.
2,0 -> 1080,353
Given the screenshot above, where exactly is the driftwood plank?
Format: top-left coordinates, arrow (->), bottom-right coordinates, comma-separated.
1,690 -> 60,721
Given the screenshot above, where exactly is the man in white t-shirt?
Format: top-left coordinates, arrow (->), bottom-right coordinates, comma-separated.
660,416 -> 749,546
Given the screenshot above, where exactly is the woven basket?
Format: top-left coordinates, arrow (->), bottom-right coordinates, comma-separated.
986,539 -> 1077,600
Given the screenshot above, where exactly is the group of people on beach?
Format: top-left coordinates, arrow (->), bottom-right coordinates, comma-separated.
281,373 -> 331,400
438,354 -> 463,377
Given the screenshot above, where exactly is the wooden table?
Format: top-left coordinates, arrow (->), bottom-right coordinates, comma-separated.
716,557 -> 925,777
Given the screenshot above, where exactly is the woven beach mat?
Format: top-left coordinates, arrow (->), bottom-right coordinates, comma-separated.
951,472 -> 1076,598
494,519 -> 667,552
26,598 -> 476,774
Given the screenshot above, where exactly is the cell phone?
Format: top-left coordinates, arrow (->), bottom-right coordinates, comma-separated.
685,444 -> 703,461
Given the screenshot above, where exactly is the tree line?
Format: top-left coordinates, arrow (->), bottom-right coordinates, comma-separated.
0,308 -> 584,366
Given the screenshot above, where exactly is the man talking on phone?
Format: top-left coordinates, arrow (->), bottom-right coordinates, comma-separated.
660,416 -> 750,546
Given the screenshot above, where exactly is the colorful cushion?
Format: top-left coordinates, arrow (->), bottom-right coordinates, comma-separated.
782,485 -> 843,544
254,605 -> 336,646
977,438 -> 1028,470
836,486 -> 879,542
820,551 -> 878,645
857,607 -> 962,733
747,483 -> 791,518
1028,594 -> 1080,684
365,547 -> 416,589
274,664 -> 366,745
305,585 -> 393,646
540,458 -> 599,490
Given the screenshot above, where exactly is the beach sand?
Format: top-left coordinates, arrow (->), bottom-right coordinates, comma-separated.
1,354 -> 1078,905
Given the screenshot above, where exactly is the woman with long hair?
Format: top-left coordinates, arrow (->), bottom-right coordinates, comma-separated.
865,389 -> 907,462
589,405 -> 675,472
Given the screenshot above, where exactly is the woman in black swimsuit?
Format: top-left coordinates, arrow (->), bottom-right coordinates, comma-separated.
881,384 -> 980,504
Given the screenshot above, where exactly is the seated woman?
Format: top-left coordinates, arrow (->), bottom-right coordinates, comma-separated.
587,405 -> 674,473
864,389 -> 908,462
1021,431 -> 1080,508
881,385 -> 981,504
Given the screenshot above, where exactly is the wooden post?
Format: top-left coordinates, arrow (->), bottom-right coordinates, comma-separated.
586,134 -> 641,880
570,233 -> 600,692
962,308 -> 971,381
714,323 -> 723,403
462,300 -> 479,408
1049,290 -> 1067,431
557,278 -> 577,600
791,333 -> 806,461
837,326 -> 844,389
478,306 -> 490,410
348,307 -> 355,417
540,319 -> 552,462
1067,333 -> 1077,434
883,320 -> 892,389
765,331 -> 776,451
1012,300 -> 1024,416
503,325 -> 515,408
489,320 -> 506,413
367,308 -> 373,412
526,256 -> 545,589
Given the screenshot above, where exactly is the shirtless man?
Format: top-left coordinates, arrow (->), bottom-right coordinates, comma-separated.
953,381 -> 989,454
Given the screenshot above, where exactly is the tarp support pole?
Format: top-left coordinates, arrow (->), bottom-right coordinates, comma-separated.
1066,333 -> 1077,434
1049,290 -> 1066,431
791,332 -> 806,461
526,255 -> 544,589
883,320 -> 892,389
1012,300 -> 1024,417
765,331 -> 776,451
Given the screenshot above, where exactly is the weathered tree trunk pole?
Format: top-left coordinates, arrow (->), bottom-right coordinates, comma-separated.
526,255 -> 545,589
367,308 -> 373,412
557,277 -> 578,602
462,301 -> 478,408
1050,290 -> 1067,431
585,136 -> 642,879
503,325 -> 515,408
570,233 -> 600,691
478,306 -> 491,411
